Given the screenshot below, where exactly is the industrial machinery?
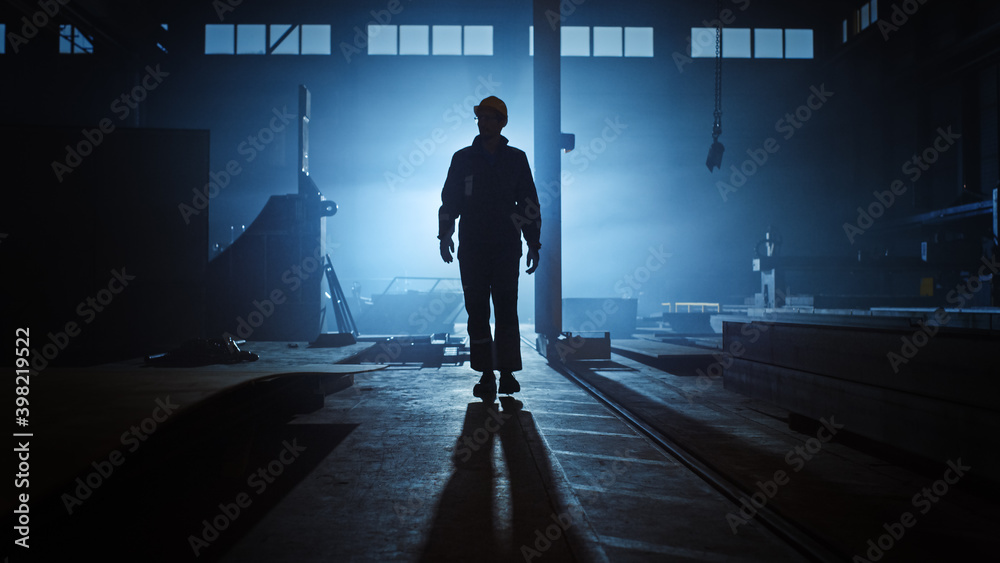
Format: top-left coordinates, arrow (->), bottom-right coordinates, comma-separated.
752,190 -> 998,310
207,85 -> 347,342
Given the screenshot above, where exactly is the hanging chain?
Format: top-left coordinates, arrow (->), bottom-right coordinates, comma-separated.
712,0 -> 723,141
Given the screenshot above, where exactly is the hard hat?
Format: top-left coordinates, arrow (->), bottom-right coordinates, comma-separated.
474,96 -> 508,123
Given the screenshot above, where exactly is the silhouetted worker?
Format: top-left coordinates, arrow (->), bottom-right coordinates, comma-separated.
439,96 -> 541,401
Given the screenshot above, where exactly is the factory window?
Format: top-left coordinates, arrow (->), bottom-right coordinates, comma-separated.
562,26 -> 590,56
205,24 -> 329,55
529,26 -> 652,57
237,24 -> 265,54
844,1 -> 878,43
692,27 -> 811,59
464,25 -> 493,56
157,24 -> 169,53
301,25 -> 330,54
367,25 -> 490,56
863,0 -> 879,29
59,25 -> 93,54
433,25 -> 461,55
399,25 -> 429,55
754,28 -> 783,58
593,26 -> 623,57
367,25 -> 397,55
624,27 -> 653,57
270,25 -> 299,54
784,29 -> 813,58
722,28 -> 750,58
367,25 -> 396,54
205,24 -> 234,54
690,27 -> 716,58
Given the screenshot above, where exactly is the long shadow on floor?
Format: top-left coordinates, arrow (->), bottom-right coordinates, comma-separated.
420,399 -> 581,562
30,419 -> 357,562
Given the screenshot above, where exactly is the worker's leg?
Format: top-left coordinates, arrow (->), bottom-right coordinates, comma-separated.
460,253 -> 494,373
492,254 -> 522,373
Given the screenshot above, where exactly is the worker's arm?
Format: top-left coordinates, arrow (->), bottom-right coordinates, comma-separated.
513,152 -> 541,273
439,153 -> 464,263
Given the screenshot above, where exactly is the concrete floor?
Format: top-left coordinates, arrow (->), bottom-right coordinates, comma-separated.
21,335 -> 1000,562
217,349 -> 805,563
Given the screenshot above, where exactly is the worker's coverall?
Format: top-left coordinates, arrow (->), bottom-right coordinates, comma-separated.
439,135 -> 541,373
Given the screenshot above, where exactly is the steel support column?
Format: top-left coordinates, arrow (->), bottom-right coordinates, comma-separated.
533,0 -> 562,338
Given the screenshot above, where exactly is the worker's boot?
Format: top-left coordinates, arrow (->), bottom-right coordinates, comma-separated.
473,371 -> 496,402
498,371 -> 520,394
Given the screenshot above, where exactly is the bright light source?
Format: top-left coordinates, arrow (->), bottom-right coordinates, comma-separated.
205,24 -> 234,55
562,26 -> 589,56
624,27 -> 653,57
785,29 -> 813,59
593,26 -> 623,57
464,26 -> 493,56
433,25 -> 461,55
691,27 -> 716,58
722,28 -> 750,58
302,25 -> 331,55
755,28 -> 783,59
399,25 -> 429,55
237,24 -> 265,55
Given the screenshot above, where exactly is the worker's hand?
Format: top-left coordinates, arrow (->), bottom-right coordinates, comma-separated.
440,237 -> 455,263
526,248 -> 540,274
